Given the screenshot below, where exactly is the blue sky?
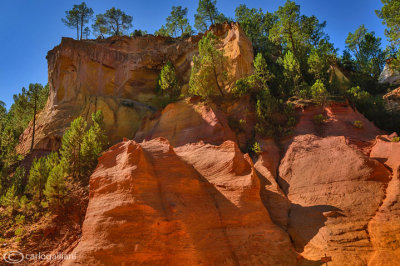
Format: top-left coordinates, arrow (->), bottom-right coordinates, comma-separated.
0,0 -> 387,108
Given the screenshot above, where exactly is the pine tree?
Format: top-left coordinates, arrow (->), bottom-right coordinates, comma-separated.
12,167 -> 26,196
62,2 -> 94,40
194,0 -> 227,32
376,0 -> 400,70
92,8 -> 132,36
0,185 -> 19,214
283,50 -> 302,95
166,6 -> 193,37
159,61 -> 180,99
27,83 -> 43,152
43,164 -> 67,213
59,117 -> 87,180
311,79 -> 329,105
27,152 -> 59,203
189,33 -> 228,97
154,25 -> 170,37
81,111 -> 108,182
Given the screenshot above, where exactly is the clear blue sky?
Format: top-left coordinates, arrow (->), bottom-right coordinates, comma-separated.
0,0 -> 387,108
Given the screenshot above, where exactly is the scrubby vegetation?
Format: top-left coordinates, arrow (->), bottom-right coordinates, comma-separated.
0,111 -> 108,242
189,32 -> 228,97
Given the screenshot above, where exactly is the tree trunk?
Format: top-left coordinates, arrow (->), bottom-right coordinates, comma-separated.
208,10 -> 215,25
210,52 -> 224,96
76,22 -> 79,40
78,142 -> 81,180
30,98 -> 37,152
80,16 -> 84,40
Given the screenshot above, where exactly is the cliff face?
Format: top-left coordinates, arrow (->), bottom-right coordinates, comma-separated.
65,139 -> 298,266
63,99 -> 400,265
12,22 -> 400,265
379,61 -> 400,85
16,22 -> 253,154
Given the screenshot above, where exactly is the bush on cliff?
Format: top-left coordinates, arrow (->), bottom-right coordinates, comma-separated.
158,61 -> 181,100
189,32 -> 228,98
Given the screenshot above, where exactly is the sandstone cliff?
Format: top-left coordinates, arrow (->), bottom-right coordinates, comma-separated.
16,22 -> 253,155
61,99 -> 400,266
11,22 -> 400,266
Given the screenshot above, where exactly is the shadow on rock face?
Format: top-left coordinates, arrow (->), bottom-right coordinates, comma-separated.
288,204 -> 343,253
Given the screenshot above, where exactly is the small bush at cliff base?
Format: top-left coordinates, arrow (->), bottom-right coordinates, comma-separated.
313,114 -> 326,125
353,120 -> 363,129
251,142 -> 262,155
392,137 -> 400,142
311,79 -> 329,105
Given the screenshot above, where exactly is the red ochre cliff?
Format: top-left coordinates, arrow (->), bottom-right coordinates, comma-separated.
9,22 -> 400,265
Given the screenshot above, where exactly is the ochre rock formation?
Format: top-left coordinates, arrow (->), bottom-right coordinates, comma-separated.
65,139 -> 297,266
379,60 -> 400,85
135,97 -> 237,147
384,87 -> 400,113
14,20 -> 400,265
60,100 -> 400,265
17,22 -> 253,155
368,135 -> 400,265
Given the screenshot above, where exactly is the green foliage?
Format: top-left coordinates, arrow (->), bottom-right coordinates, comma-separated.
313,114 -> 326,125
131,29 -> 147,37
14,227 -> 24,236
83,26 -> 91,39
62,2 -> 94,40
15,214 -> 25,225
27,153 -> 59,203
233,53 -> 275,98
251,142 -> 262,155
376,0 -> 400,70
43,164 -> 67,213
353,120 -> 363,129
282,50 -> 302,95
81,111 -> 108,182
345,25 -> 386,80
308,40 -> 337,82
60,117 -> 87,180
189,33 -> 228,97
194,0 -> 227,32
158,61 -> 180,99
0,84 -> 48,172
59,111 -> 107,183
12,167 -> 26,196
346,86 -> 400,133
0,185 -> 19,215
166,6 -> 193,37
310,79 -> 329,105
93,7 -> 132,37
232,78 -> 249,98
376,0 -> 400,47
154,25 -> 170,37
234,5 -> 277,57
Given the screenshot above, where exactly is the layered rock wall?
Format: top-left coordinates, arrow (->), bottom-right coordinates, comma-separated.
17,22 -> 253,154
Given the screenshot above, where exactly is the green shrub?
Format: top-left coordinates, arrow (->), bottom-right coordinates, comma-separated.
392,136 -> 400,142
15,214 -> 25,225
14,227 -> 24,236
232,78 -> 249,98
353,120 -> 363,129
158,61 -> 180,99
311,79 -> 329,105
251,142 -> 262,155
313,114 -> 326,125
